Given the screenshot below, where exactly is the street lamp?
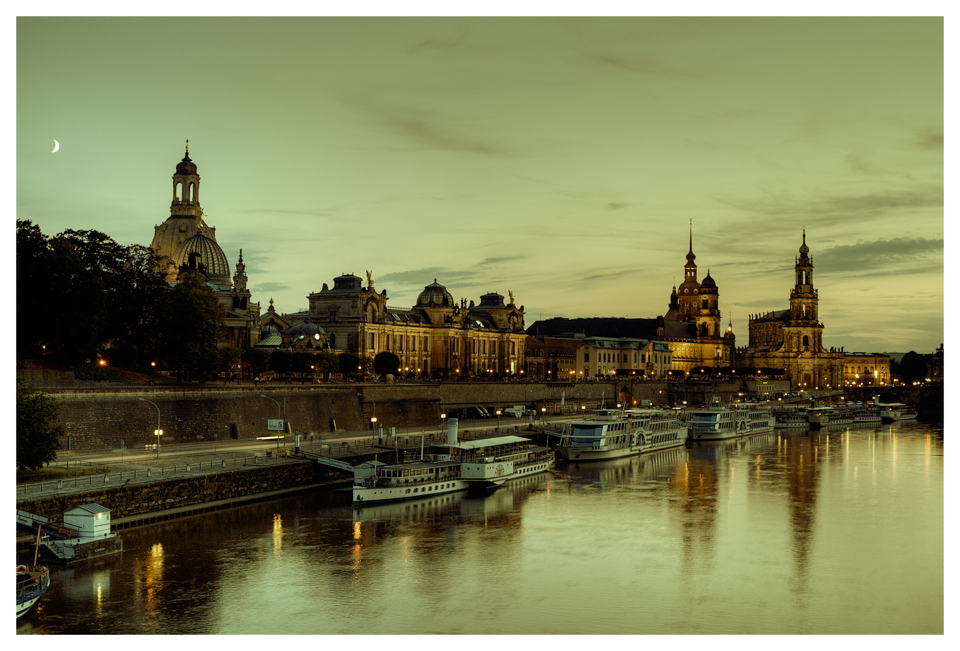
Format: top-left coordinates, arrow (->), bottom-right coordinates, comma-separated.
138,398 -> 162,459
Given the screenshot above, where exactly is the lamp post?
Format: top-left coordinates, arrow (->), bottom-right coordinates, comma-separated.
138,398 -> 162,459
261,394 -> 283,450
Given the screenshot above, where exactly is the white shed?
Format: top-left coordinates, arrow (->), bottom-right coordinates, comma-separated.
63,503 -> 113,539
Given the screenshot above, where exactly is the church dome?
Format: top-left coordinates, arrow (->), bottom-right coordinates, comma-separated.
176,151 -> 197,175
700,271 -> 717,289
416,279 -> 454,308
174,232 -> 231,285
282,319 -> 325,338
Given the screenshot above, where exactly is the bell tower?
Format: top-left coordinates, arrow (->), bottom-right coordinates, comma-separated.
789,230 -> 818,324
171,139 -> 201,217
783,230 -> 824,354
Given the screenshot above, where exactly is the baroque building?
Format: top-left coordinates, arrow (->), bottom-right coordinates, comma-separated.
304,273 -> 526,377
736,231 -> 844,389
526,223 -> 734,376
661,225 -> 735,371
842,352 -> 891,386
148,143 -> 261,348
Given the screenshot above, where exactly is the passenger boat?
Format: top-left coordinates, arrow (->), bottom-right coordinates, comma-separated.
16,564 -> 50,619
879,403 -> 918,422
852,406 -> 882,423
555,408 -> 686,462
774,408 -> 810,429
352,419 -> 553,504
807,407 -> 853,429
687,399 -> 775,441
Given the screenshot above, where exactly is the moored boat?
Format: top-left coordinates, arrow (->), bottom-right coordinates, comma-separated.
556,407 -> 686,462
852,406 -> 882,423
774,408 -> 809,429
687,399 -> 775,441
807,406 -> 853,429
879,403 -> 918,422
16,564 -> 50,619
352,419 -> 553,504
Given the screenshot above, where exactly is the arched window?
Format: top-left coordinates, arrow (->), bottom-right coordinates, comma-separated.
189,182 -> 196,204
175,182 -> 182,202
802,335 -> 809,349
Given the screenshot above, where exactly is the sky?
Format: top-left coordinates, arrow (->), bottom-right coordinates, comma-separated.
15,11 -> 945,355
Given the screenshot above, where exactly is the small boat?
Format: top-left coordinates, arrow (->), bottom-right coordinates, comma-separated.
17,526 -> 50,619
687,398 -> 775,441
352,419 -> 553,504
17,564 -> 50,619
807,407 -> 853,429
555,407 -> 686,462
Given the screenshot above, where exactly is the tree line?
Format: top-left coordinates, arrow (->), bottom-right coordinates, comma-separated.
16,220 -> 406,384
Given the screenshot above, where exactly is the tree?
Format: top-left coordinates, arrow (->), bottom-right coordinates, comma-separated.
313,351 -> 339,380
219,347 -> 244,382
159,274 -> 225,382
291,351 -> 317,383
242,348 -> 271,380
107,244 -> 172,372
270,350 -> 293,381
17,377 -> 63,470
373,351 -> 401,377
16,221 -> 172,370
896,351 -> 928,384
339,352 -> 361,379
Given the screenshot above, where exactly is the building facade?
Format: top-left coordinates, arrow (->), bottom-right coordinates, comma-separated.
842,352 -> 891,386
305,273 -> 526,377
736,231 -> 845,389
662,223 -> 735,371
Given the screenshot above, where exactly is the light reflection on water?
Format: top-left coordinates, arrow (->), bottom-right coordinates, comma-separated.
19,421 -> 942,635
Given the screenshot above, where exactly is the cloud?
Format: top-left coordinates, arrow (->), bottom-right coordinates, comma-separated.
581,50 -> 699,78
815,237 -> 943,275
342,98 -> 511,156
408,32 -> 489,56
717,185 -> 943,222
916,127 -> 943,150
237,208 -> 334,217
254,282 -> 290,295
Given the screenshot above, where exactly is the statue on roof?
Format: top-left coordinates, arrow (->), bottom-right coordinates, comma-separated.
366,270 -> 374,289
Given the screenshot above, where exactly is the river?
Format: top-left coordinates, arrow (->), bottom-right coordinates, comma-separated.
18,420 -> 943,635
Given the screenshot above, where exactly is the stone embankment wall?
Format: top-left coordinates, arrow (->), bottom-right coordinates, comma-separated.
16,459 -> 345,523
25,372 -> 760,451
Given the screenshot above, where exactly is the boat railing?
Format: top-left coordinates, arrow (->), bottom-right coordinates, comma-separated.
364,472 -> 462,488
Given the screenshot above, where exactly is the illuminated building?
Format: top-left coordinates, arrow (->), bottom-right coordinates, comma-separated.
304,274 -> 526,377
736,231 -> 844,389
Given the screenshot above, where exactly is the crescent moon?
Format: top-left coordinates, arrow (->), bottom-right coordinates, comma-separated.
52,140 -> 59,153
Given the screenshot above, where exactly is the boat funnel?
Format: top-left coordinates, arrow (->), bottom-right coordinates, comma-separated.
447,418 -> 459,446
873,395 -> 880,406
